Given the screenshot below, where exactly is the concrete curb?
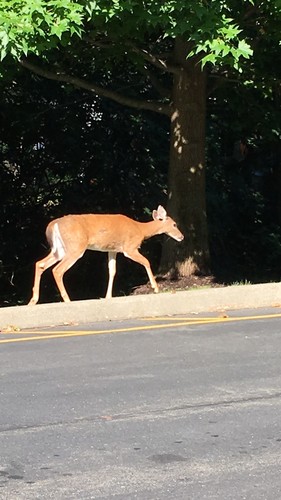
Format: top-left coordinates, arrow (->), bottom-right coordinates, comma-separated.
1,282 -> 281,330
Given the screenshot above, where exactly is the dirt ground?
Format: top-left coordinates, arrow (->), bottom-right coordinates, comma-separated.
131,274 -> 224,295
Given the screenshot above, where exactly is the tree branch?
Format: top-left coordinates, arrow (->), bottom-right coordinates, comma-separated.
86,36 -> 180,75
20,59 -> 171,117
128,43 -> 181,75
140,65 -> 171,99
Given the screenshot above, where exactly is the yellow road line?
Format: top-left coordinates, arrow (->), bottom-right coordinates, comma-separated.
1,312 -> 281,344
144,313 -> 281,322
143,316 -> 228,321
2,317 -> 224,337
0,320 -> 224,343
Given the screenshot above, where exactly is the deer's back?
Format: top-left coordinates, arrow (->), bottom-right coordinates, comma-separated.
47,214 -> 142,253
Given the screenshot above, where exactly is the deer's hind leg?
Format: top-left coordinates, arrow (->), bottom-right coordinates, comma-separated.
29,251 -> 59,305
52,250 -> 85,302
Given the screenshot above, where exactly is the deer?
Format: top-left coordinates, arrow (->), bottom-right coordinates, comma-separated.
28,205 -> 184,304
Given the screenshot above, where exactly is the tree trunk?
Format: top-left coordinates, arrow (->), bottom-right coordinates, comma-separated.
160,38 -> 210,277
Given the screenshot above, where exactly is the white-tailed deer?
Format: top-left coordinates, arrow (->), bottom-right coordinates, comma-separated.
29,205 -> 184,304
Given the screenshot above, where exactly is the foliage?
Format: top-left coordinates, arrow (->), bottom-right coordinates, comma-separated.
0,0 -> 266,70
0,0 -> 83,60
206,57 -> 281,283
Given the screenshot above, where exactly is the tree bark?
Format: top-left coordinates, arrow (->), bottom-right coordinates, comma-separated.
160,38 -> 210,276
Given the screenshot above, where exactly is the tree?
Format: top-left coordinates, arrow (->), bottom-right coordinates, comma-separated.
0,0 -> 279,278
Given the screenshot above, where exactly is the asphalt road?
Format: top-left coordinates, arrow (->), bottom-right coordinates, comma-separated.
1,309 -> 281,499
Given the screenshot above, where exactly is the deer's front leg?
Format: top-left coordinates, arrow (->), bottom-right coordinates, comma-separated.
124,250 -> 159,293
106,251 -> 117,298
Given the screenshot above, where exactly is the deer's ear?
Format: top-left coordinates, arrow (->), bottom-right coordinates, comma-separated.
152,205 -> 167,221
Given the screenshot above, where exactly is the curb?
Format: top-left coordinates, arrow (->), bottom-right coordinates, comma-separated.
1,282 -> 281,330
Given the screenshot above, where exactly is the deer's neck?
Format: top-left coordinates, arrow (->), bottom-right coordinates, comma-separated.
139,220 -> 163,240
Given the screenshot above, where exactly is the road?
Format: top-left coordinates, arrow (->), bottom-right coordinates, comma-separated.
1,309 -> 281,499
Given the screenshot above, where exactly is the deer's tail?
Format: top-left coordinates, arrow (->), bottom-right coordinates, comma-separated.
46,222 -> 66,260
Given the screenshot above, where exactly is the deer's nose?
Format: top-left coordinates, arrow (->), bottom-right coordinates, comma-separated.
177,233 -> 184,241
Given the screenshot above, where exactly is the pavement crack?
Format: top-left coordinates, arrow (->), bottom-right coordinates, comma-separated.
1,391 -> 281,434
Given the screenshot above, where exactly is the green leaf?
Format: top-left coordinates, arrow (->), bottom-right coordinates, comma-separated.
0,46 -> 6,60
237,39 -> 253,58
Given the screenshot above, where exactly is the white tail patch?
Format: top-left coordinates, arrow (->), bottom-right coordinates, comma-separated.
51,223 -> 66,260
